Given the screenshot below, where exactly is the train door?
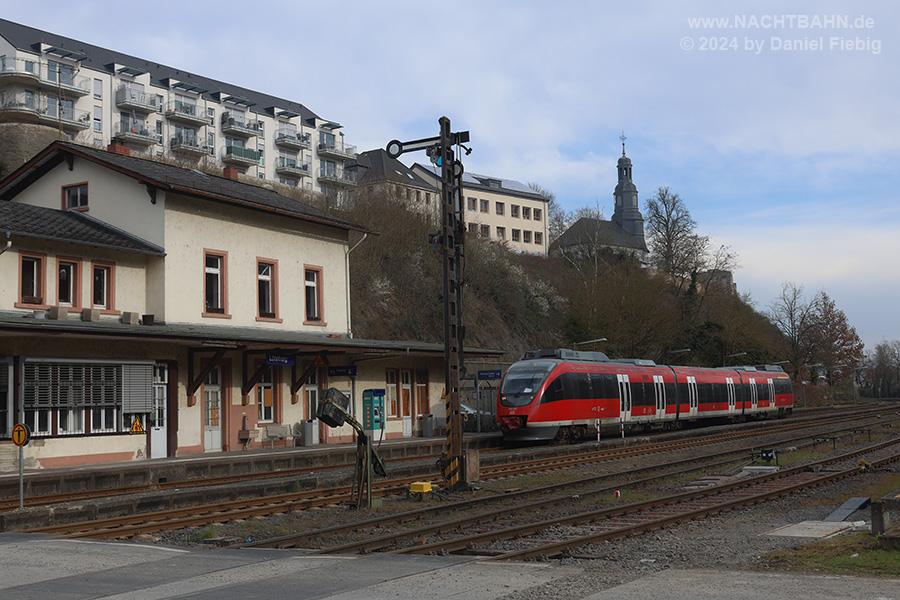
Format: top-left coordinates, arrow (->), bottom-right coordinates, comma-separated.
617,374 -> 631,422
767,379 -> 776,412
150,364 -> 168,459
203,366 -> 223,452
749,378 -> 758,413
653,375 -> 666,417
726,377 -> 736,415
687,376 -> 698,417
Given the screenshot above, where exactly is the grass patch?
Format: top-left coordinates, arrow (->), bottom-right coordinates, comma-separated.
192,525 -> 221,541
766,532 -> 900,577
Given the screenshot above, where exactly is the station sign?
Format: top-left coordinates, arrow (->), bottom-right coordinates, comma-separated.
266,353 -> 295,366
328,366 -> 358,378
477,369 -> 503,380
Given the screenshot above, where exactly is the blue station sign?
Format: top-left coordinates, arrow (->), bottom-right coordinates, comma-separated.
477,369 -> 503,380
266,353 -> 294,366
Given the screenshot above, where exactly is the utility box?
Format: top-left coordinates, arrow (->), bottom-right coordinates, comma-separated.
362,389 -> 385,431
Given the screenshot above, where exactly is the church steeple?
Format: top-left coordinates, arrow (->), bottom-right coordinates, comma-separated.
612,133 -> 646,249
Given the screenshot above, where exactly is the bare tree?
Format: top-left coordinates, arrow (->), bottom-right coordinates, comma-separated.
767,282 -> 820,377
644,187 -> 707,295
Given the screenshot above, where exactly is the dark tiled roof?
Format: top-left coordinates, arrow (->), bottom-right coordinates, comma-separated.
353,149 -> 439,191
550,217 -> 648,252
0,201 -> 164,255
411,163 -> 547,202
0,18 -> 323,124
0,142 -> 374,234
0,310 -> 504,357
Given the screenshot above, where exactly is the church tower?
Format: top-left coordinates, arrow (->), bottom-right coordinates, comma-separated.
612,133 -> 646,249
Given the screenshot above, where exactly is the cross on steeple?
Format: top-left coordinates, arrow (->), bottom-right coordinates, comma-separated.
619,131 -> 627,156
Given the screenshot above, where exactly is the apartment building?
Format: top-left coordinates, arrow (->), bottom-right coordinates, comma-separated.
0,141 -> 500,471
411,163 -> 550,255
0,18 -> 358,204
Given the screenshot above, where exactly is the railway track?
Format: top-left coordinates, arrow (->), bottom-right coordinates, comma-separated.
29,412 -> 893,541
1,404 -> 886,513
243,418 -> 897,553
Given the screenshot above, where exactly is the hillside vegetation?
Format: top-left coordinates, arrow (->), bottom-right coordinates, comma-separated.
333,188 -> 785,367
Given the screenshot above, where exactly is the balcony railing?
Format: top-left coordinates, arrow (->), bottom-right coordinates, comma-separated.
274,131 -> 311,150
220,115 -> 259,137
317,142 -> 357,161
0,57 -> 40,83
275,156 -> 311,177
222,145 -> 261,165
113,122 -> 157,145
115,85 -> 159,113
170,134 -> 208,157
318,167 -> 357,187
164,101 -> 209,126
0,57 -> 91,95
0,92 -> 89,130
40,63 -> 91,95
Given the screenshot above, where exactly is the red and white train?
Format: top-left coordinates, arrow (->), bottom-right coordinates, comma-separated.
497,348 -> 794,442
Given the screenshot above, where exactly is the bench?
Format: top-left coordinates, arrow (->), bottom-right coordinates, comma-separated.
263,423 -> 300,448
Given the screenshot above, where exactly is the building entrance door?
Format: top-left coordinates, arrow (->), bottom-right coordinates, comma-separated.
204,366 -> 223,452
150,364 -> 168,458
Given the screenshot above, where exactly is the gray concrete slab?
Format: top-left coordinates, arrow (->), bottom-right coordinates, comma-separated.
583,568 -> 900,600
0,534 -> 573,599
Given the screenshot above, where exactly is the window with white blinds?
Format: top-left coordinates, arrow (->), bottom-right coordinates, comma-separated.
21,360 -> 154,434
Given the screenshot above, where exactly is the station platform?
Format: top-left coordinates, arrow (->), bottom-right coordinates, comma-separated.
0,431 -> 502,500
0,432 -> 502,531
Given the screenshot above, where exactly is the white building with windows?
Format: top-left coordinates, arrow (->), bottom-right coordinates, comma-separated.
0,18 -> 358,204
0,141 -> 499,471
411,164 -> 550,255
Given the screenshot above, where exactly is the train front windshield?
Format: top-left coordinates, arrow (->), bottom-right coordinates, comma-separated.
500,360 -> 556,407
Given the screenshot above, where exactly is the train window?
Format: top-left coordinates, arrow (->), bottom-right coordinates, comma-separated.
500,360 -> 555,407
774,379 -> 792,395
758,383 -> 770,402
590,373 -> 617,398
665,382 -> 676,405
542,377 -> 565,403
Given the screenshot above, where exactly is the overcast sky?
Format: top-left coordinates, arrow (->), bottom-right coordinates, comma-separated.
6,1 -> 897,350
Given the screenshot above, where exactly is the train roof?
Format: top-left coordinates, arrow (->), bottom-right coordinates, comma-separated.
518,349 -> 785,373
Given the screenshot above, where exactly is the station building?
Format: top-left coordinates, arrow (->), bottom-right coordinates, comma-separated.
0,141 -> 498,472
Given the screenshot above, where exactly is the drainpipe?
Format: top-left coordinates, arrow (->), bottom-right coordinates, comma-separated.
344,233 -> 368,338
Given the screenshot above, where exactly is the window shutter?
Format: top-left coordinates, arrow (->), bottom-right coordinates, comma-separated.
122,363 -> 153,413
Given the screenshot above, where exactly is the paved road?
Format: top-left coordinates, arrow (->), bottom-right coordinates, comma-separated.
1,533 -> 897,599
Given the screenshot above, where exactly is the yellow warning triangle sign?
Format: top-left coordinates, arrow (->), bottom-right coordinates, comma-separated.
130,416 -> 145,434
314,354 -> 327,367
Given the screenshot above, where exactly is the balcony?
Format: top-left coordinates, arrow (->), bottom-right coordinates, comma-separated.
113,122 -> 157,146
220,114 -> 259,138
222,145 -> 261,166
0,57 -> 41,85
170,135 -> 209,158
318,167 -> 357,188
115,86 -> 159,114
0,93 -> 90,131
275,156 -> 311,178
164,101 -> 209,126
39,64 -> 90,96
274,131 -> 311,151
317,142 -> 357,161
